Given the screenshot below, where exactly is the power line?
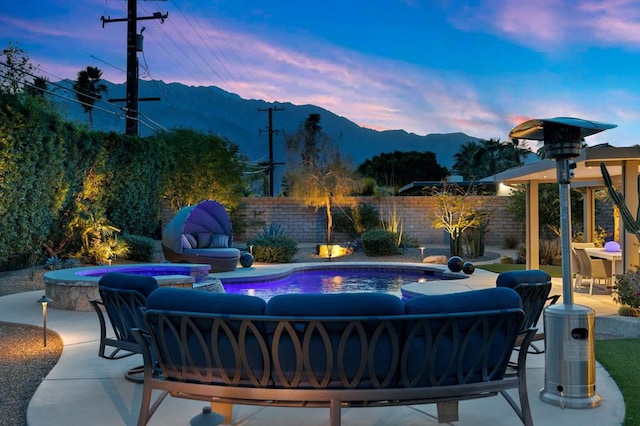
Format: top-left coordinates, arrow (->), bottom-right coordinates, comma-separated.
258,106 -> 285,196
101,1 -> 168,135
0,61 -> 168,133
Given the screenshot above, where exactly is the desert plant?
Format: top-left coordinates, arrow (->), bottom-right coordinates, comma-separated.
601,162 -> 640,240
76,211 -> 129,264
361,229 -> 398,256
539,239 -> 561,265
613,268 -> 640,310
45,256 -> 64,271
464,212 -> 490,258
380,202 -> 404,248
256,224 -> 286,239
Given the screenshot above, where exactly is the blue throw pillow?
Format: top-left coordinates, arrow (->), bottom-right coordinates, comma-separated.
210,233 -> 230,248
195,232 -> 212,248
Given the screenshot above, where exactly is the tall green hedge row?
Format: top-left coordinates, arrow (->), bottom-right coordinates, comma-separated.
0,93 -> 246,270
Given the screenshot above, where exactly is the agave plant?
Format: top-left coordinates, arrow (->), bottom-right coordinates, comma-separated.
600,163 -> 640,239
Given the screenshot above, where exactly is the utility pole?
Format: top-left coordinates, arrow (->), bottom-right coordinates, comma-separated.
258,107 -> 284,196
101,2 -> 167,135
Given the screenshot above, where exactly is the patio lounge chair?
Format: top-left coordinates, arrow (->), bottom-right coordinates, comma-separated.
89,272 -> 159,382
496,270 -> 559,354
162,200 -> 240,272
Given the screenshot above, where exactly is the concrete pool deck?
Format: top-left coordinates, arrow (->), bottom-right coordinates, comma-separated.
1,252 -> 629,425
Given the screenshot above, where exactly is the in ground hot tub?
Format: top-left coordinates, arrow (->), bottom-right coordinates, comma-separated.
44,263 -> 219,311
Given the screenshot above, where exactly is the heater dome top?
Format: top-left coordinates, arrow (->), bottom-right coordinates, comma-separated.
509,117 -> 616,141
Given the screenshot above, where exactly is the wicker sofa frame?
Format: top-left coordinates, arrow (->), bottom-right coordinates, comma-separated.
133,289 -> 535,426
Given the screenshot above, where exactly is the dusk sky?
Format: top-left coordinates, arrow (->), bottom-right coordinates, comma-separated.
1,0 -> 639,148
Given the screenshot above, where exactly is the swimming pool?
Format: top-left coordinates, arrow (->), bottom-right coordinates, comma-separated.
220,266 -> 461,300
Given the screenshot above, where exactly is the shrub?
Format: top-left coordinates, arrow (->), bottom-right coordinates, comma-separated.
613,268 -> 640,309
617,305 -> 639,317
247,224 -> 298,263
361,229 -> 398,256
122,234 -> 155,262
248,236 -> 298,263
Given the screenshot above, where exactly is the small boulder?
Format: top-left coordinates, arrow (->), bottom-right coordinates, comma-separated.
423,255 -> 447,265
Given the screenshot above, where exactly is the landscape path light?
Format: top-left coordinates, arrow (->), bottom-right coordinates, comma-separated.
36,295 -> 53,347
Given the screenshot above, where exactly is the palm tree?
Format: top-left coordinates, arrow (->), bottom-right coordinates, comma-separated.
73,66 -> 107,128
453,138 -> 530,180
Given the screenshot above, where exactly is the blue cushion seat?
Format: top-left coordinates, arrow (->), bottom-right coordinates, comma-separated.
146,287 -> 266,315
183,247 -> 241,259
404,287 -> 522,315
496,269 -> 552,289
98,272 -> 159,298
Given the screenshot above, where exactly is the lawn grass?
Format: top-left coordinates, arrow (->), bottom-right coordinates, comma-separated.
595,338 -> 640,425
477,263 -> 563,278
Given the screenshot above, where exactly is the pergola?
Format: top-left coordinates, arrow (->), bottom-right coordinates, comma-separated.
486,144 -> 640,272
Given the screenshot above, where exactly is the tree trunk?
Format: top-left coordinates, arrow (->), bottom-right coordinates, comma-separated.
325,196 -> 332,244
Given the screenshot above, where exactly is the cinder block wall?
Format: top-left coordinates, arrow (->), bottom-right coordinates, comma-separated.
233,196 -> 522,246
162,196 -> 614,247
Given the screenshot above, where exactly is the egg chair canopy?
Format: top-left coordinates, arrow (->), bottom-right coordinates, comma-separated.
162,200 -> 234,254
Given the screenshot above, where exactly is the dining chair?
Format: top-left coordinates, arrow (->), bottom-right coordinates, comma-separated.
573,247 -> 612,295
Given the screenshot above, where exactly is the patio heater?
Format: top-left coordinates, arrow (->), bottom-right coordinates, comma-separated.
509,117 -> 616,409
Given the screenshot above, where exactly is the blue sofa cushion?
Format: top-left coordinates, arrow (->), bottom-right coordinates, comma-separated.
404,287 -> 522,315
266,292 -> 404,316
266,293 -> 404,389
146,287 -> 266,315
98,272 -> 159,298
496,270 -> 551,289
402,288 -> 523,387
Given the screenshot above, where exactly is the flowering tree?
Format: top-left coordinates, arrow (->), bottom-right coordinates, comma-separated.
429,182 -> 485,256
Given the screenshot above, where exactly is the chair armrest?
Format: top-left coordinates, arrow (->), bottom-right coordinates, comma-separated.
89,299 -> 108,339
546,295 -> 560,306
131,328 -> 156,378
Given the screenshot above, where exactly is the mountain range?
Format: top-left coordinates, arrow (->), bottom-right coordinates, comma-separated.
53,80 -> 483,190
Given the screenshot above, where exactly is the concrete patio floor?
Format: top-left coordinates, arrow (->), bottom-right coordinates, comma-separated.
0,257 -> 628,425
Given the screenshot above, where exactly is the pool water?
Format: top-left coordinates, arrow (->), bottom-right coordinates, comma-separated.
222,267 -> 446,300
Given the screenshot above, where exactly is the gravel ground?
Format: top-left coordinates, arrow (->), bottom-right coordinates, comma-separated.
0,267 -> 62,426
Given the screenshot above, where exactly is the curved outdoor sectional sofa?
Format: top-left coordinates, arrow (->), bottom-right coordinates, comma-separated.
133,287 -> 535,426
162,200 -> 240,272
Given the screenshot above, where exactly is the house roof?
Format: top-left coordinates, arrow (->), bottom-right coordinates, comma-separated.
482,144 -> 640,187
